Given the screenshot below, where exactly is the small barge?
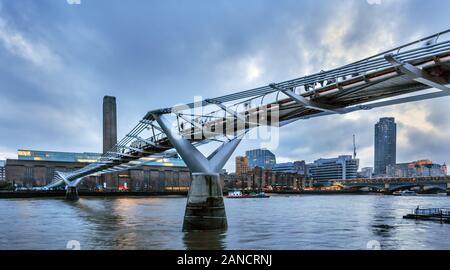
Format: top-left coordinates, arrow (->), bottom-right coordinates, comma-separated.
225,190 -> 270,199
403,207 -> 450,223
393,190 -> 416,196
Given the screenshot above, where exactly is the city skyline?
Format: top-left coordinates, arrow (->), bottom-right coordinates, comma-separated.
0,0 -> 449,173
1,111 -> 448,175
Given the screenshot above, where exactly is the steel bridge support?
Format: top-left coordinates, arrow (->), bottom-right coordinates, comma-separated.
154,114 -> 241,231
384,183 -> 390,192
65,186 -> 79,201
65,178 -> 83,200
384,54 -> 450,92
56,171 -> 80,201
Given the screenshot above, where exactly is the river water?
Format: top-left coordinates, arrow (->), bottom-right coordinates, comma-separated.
0,194 -> 449,250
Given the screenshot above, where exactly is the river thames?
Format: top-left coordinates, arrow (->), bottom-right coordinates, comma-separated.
1,194 -> 450,250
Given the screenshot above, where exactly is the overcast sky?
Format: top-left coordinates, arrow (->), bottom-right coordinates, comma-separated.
0,0 -> 449,172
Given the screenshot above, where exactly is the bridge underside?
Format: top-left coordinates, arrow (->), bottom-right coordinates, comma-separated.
44,30 -> 450,230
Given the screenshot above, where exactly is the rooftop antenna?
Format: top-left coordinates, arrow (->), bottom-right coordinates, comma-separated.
353,134 -> 357,159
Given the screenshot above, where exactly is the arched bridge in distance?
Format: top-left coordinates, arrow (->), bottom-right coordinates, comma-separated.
335,176 -> 450,193
45,29 -> 450,231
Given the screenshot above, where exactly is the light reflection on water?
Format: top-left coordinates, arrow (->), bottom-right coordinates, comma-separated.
0,194 -> 449,250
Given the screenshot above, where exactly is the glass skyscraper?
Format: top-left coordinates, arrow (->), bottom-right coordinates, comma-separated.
245,148 -> 276,169
374,117 -> 397,176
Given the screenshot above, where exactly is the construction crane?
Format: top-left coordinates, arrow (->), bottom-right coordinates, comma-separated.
353,134 -> 357,160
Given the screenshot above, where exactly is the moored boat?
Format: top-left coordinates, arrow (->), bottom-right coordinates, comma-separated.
225,190 -> 270,198
393,190 -> 416,196
403,207 -> 450,223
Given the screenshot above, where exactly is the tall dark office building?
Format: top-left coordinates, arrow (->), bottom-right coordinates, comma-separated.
374,117 -> 396,176
103,96 -> 117,153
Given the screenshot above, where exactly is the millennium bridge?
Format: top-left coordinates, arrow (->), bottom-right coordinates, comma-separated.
45,29 -> 450,231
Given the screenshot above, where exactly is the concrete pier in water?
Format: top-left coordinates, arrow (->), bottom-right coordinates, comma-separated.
65,186 -> 79,201
183,173 -> 227,231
